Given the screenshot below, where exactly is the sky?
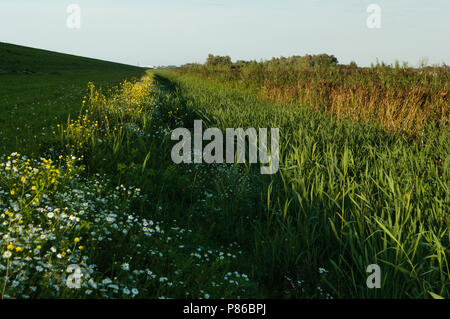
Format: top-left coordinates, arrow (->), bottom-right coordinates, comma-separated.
0,0 -> 449,67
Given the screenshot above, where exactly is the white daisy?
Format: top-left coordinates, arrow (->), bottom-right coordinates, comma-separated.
2,251 -> 12,259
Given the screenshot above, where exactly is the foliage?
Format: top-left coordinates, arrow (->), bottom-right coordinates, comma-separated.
175,54 -> 449,134
206,54 -> 232,68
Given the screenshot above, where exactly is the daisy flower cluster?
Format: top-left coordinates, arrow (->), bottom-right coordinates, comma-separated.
0,153 -> 147,298
0,152 -> 256,299
0,153 -> 90,298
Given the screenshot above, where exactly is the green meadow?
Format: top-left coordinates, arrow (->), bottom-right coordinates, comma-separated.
0,43 -> 448,299
0,42 -> 144,154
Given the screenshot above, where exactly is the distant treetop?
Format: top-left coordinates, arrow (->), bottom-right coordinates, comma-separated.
203,53 -> 339,69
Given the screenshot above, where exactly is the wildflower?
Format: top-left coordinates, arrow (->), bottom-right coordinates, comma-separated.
131,288 -> 139,295
15,246 -> 23,252
7,244 -> 14,250
74,237 -> 80,243
121,263 -> 130,271
102,278 -> 112,285
123,288 -> 131,295
319,268 -> 328,274
78,246 -> 84,250
3,251 -> 12,259
88,279 -> 98,289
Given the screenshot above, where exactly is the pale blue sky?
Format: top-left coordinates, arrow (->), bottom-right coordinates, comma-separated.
1,0 -> 449,67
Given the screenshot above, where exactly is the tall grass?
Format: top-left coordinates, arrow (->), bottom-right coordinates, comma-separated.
174,60 -> 449,134
152,70 -> 449,298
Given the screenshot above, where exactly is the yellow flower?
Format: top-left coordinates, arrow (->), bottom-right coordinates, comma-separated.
37,245 -> 42,250
31,186 -> 37,191
10,190 -> 15,195
78,246 -> 84,250
74,237 -> 80,243
21,176 -> 27,183
15,247 -> 23,252
7,244 -> 14,250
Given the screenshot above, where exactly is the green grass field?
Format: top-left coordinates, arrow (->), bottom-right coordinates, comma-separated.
0,42 -> 145,154
0,43 -> 448,299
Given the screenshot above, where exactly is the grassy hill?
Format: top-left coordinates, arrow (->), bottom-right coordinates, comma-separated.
0,42 -> 145,154
0,42 -> 141,75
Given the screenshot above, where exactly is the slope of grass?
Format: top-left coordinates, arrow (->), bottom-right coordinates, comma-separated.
0,42 -> 140,75
0,42 -> 145,154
